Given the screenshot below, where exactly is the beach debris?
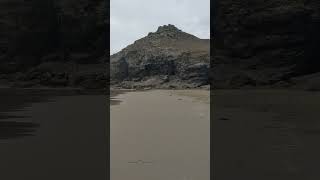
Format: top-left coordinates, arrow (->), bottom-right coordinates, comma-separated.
127,160 -> 154,165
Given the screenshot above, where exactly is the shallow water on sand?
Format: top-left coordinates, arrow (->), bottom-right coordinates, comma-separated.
111,90 -> 210,180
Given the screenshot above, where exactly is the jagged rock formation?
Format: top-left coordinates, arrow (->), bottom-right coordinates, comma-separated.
213,0 -> 320,89
110,24 -> 210,89
0,0 -> 108,89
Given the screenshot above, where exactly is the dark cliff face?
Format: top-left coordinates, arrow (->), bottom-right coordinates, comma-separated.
110,24 -> 210,89
0,0 -> 107,67
0,0 -> 108,88
213,0 -> 320,89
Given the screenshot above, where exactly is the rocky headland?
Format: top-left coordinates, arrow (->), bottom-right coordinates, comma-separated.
110,24 -> 210,89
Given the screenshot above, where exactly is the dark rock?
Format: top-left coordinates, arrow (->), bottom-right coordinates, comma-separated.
70,53 -> 92,64
41,54 -> 63,62
0,0 -> 107,89
213,0 -> 320,89
110,57 -> 129,82
180,63 -> 209,85
291,72 -> 320,91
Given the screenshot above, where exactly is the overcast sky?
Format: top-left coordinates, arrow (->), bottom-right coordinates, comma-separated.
110,0 -> 210,54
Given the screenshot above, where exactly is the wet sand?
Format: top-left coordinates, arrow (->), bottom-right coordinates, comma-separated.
111,89 -> 320,179
213,90 -> 320,180
111,89 -> 210,180
0,89 -> 107,180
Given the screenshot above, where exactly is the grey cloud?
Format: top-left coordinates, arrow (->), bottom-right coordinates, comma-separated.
110,0 -> 210,54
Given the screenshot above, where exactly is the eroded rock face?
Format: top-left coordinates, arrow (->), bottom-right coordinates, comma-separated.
1,0 -> 107,64
0,0 -> 108,89
110,24 -> 210,89
213,0 -> 320,89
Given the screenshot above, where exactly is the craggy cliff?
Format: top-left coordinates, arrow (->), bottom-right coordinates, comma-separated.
213,0 -> 320,89
0,0 -> 108,89
110,24 -> 210,89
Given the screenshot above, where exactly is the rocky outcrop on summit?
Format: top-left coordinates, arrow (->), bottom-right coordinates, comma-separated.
110,24 -> 210,89
213,0 -> 320,89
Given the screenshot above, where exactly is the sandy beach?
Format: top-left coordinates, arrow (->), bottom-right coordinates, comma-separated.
111,89 -> 210,180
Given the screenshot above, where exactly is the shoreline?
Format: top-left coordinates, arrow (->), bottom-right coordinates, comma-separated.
110,88 -> 210,106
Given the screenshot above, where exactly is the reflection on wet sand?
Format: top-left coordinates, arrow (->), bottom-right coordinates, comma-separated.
111,89 -> 130,105
0,88 -> 55,139
0,88 -> 107,180
0,88 -> 106,139
0,121 -> 39,139
213,90 -> 320,179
